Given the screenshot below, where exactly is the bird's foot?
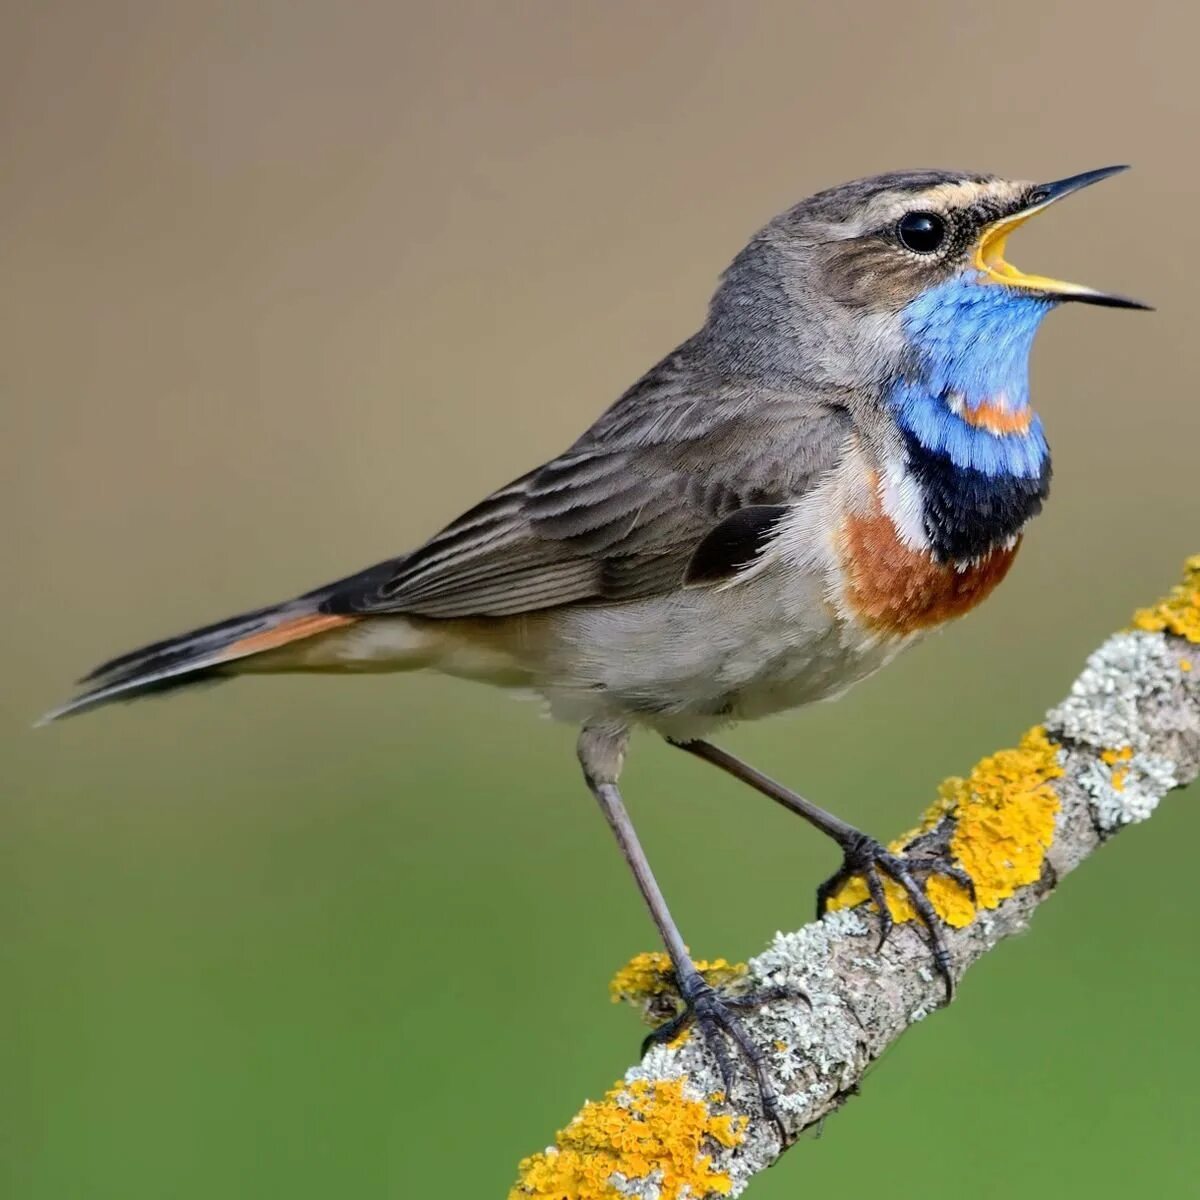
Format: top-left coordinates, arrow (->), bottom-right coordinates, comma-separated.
816,831 -> 975,1002
641,971 -> 800,1145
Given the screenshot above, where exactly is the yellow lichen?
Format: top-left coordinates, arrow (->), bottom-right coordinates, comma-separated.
827,727 -> 1063,929
610,951 -> 747,1014
510,1077 -> 745,1200
1101,746 -> 1134,792
1132,555 -> 1200,643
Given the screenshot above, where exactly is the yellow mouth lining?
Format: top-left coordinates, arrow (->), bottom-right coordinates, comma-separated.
973,206 -> 1099,298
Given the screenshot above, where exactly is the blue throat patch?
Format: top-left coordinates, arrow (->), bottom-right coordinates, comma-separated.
890,275 -> 1054,560
892,274 -> 1052,477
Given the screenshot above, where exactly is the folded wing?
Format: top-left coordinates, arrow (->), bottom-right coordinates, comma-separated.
322,358 -> 853,619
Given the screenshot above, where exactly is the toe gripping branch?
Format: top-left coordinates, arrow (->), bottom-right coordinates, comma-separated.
818,826 -> 975,1001
640,966 -> 805,1147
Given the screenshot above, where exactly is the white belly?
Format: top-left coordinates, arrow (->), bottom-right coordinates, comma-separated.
531,559 -> 910,739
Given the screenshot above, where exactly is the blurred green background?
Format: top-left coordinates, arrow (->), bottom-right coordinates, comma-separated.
3,2 -> 1198,1196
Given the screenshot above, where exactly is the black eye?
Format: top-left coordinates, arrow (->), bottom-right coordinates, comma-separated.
897,211 -> 946,253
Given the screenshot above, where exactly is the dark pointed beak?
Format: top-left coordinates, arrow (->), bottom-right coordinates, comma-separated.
1026,164 -> 1132,208
975,165 -> 1152,311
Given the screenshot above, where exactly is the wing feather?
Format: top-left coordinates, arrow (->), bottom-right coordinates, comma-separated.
321,353 -> 853,619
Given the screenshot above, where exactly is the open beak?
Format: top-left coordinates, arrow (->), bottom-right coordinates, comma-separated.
974,165 -> 1152,310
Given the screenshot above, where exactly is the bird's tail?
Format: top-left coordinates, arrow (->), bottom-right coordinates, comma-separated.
39,603 -> 357,724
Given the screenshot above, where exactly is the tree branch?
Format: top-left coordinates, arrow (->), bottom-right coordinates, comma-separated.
510,559 -> 1200,1200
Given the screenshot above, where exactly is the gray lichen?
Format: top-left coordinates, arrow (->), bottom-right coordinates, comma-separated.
1075,750 -> 1176,831
1045,630 -> 1183,829
1046,630 -> 1178,752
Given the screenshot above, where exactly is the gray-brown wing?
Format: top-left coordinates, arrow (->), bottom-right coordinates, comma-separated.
320,366 -> 853,619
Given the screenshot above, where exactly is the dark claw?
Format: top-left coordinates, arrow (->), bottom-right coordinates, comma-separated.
817,833 -> 969,1003
642,974 -> 792,1146
814,868 -> 847,922
722,983 -> 810,1012
862,865 -> 893,951
641,1009 -> 687,1057
943,863 -> 977,904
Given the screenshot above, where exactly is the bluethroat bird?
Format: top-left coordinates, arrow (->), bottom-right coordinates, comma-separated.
44,166 -> 1148,1137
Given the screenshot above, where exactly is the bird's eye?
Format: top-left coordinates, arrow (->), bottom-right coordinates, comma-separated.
897,211 -> 946,253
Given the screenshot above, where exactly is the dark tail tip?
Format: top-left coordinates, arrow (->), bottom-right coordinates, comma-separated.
37,666 -> 227,725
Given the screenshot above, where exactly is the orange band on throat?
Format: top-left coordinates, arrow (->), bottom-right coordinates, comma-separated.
959,398 -> 1034,435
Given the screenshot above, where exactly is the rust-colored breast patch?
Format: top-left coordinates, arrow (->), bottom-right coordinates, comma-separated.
840,509 -> 1018,636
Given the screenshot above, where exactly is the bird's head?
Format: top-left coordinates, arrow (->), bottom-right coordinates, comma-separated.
706,166 -> 1149,391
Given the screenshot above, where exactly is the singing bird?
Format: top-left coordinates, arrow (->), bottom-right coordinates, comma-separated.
45,166 -> 1147,1134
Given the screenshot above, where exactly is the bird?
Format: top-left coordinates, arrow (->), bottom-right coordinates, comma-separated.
43,165 -> 1148,1138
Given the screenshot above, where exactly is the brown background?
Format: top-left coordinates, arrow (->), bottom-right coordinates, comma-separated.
3,3 -> 1197,1197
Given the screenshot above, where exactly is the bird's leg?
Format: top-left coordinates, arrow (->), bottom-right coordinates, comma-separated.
578,725 -> 792,1144
670,739 -> 974,1002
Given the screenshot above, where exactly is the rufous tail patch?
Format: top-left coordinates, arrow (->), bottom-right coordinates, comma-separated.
222,612 -> 356,659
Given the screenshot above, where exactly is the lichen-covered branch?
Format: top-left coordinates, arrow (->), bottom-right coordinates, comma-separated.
510,558 -> 1200,1200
